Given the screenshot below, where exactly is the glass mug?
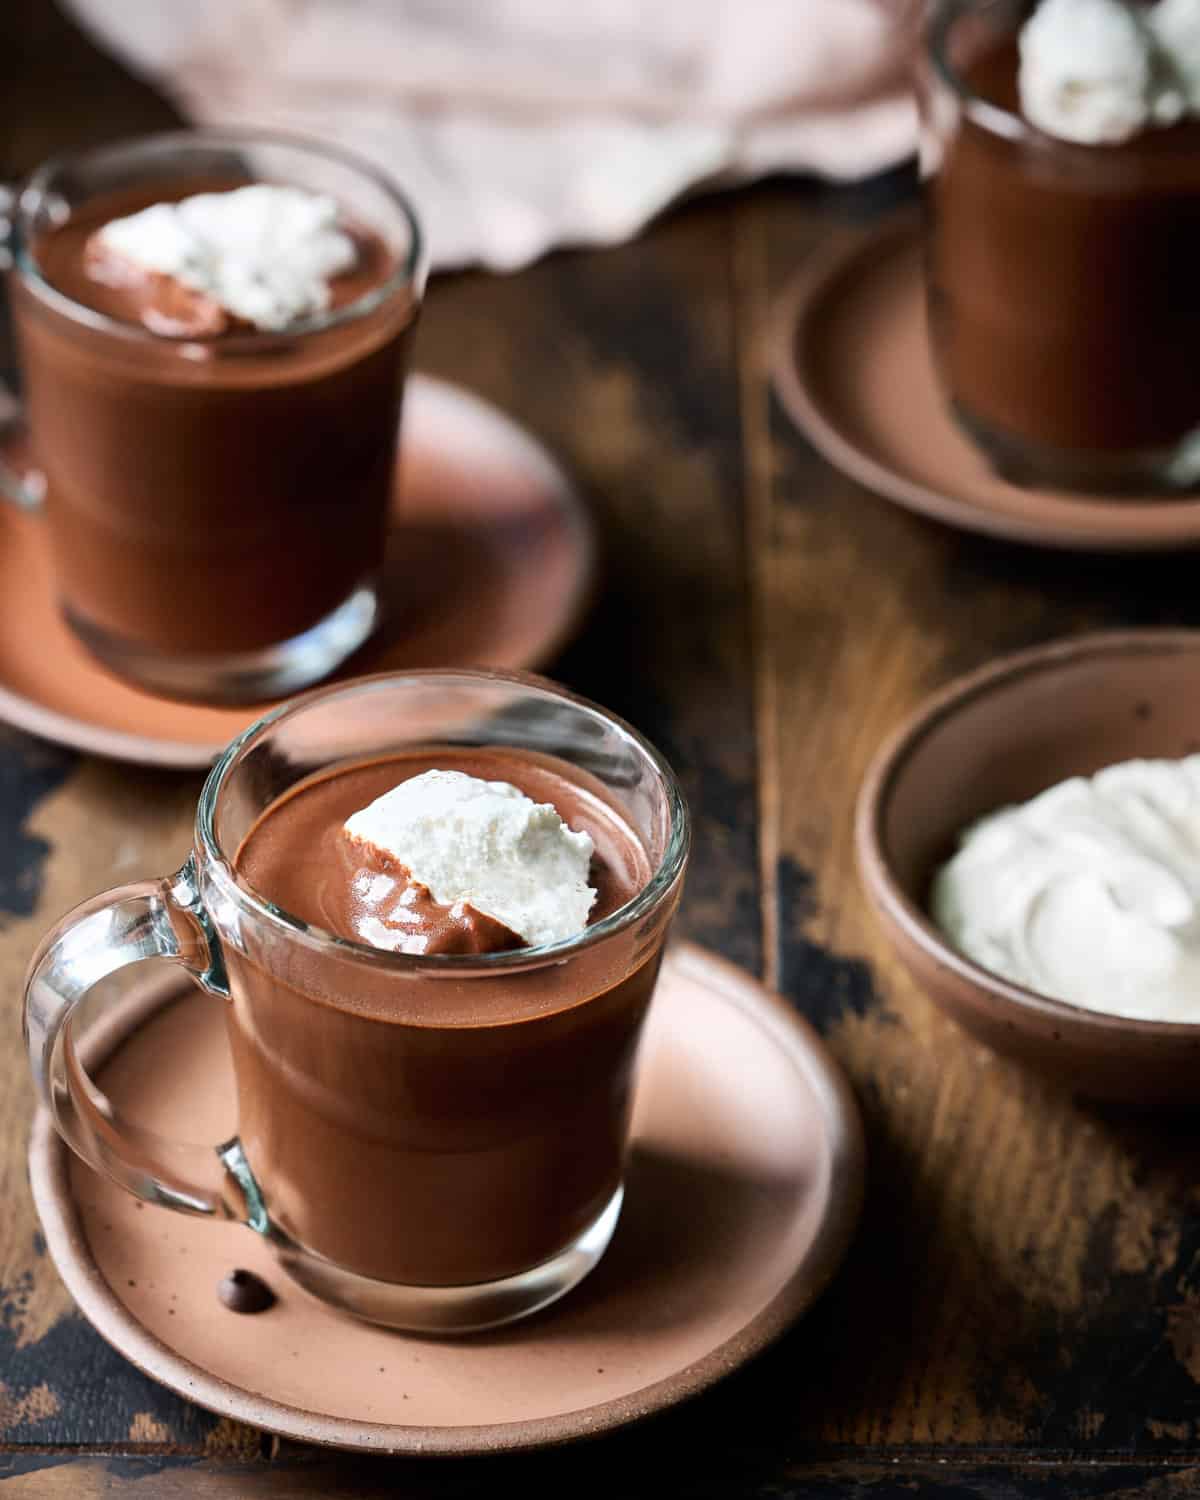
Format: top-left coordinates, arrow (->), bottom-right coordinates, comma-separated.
0,130 -> 424,701
919,0 -> 1200,494
24,671 -> 690,1333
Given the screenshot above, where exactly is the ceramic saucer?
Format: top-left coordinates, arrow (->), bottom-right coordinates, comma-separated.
29,942 -> 864,1456
771,219 -> 1200,553
0,375 -> 595,768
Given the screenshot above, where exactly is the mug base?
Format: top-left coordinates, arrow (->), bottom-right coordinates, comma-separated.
63,578 -> 381,705
951,404 -> 1200,498
266,1185 -> 624,1336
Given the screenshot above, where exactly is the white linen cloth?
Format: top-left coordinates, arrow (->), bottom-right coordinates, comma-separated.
63,0 -> 921,271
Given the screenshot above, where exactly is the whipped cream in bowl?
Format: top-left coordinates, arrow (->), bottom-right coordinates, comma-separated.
932,756 -> 1200,1023
855,631 -> 1200,1108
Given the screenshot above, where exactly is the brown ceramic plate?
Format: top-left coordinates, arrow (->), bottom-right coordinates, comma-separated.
856,630 -> 1200,1107
0,375 -> 596,768
29,941 -> 864,1455
771,221 -> 1200,553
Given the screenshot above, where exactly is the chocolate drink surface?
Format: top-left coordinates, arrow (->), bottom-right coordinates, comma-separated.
14,179 -> 415,658
228,747 -> 658,1286
927,37 -> 1200,457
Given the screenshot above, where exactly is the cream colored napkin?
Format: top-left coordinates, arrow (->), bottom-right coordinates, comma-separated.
64,0 -> 920,271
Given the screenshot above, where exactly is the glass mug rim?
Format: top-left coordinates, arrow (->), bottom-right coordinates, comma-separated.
926,0 -> 1043,148
13,126 -> 425,348
197,667 -> 692,976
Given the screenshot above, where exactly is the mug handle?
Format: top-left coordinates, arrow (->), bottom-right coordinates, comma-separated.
0,183 -> 46,511
24,853 -> 255,1223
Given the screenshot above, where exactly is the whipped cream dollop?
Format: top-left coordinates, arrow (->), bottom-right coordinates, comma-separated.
931,756 -> 1200,1022
1018,0 -> 1197,144
89,184 -> 358,332
344,769 -> 596,950
1151,0 -> 1200,109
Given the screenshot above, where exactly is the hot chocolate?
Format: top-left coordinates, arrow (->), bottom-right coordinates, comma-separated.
25,670 -> 688,1330
9,137 -> 421,699
923,17 -> 1200,489
227,747 -> 658,1287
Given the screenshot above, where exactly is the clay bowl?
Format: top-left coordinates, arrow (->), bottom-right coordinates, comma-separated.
856,630 -> 1200,1108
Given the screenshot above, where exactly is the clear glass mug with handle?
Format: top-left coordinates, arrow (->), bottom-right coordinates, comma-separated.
23,670 -> 690,1334
0,130 -> 424,702
918,0 -> 1200,495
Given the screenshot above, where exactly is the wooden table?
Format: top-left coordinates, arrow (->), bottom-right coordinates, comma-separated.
5,6 -> 1200,1496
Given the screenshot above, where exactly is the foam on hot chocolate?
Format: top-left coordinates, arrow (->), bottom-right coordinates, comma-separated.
1017,0 -> 1197,144
344,769 -> 597,949
88,184 -> 358,332
1151,0 -> 1200,110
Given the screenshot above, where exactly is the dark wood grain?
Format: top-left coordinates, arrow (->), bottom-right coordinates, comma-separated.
1,0 -> 181,174
4,1 -> 1200,1494
7,1452 -> 1200,1498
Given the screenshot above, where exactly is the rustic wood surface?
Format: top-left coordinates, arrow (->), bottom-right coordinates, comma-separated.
5,3 -> 1200,1495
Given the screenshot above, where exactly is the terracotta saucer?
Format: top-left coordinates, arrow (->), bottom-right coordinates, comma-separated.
771,219 -> 1200,553
0,375 -> 596,768
29,942 -> 864,1456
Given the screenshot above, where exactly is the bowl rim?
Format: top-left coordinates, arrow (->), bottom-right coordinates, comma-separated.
855,627 -> 1200,1040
